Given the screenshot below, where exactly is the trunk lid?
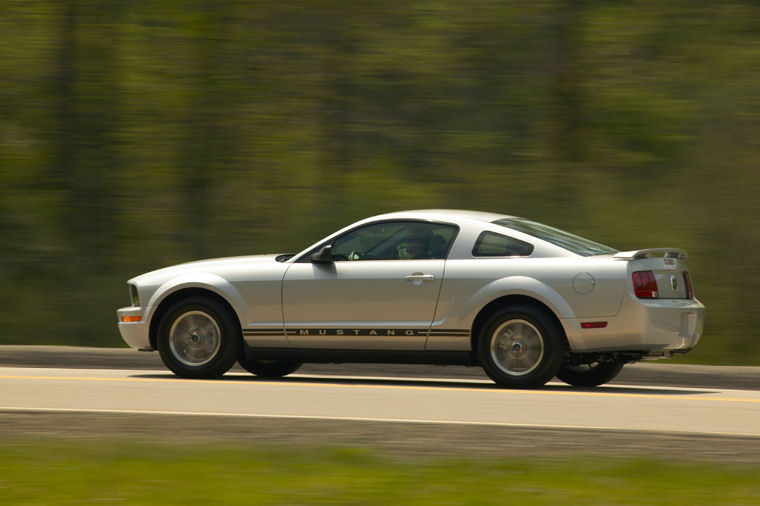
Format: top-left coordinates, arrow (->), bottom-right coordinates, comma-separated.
615,249 -> 693,299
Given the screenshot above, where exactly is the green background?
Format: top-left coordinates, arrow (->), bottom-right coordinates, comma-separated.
1,1 -> 758,364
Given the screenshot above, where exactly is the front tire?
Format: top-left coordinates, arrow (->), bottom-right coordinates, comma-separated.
157,296 -> 241,379
478,305 -> 563,388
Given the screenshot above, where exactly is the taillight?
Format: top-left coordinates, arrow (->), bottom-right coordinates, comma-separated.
632,271 -> 658,299
683,271 -> 694,299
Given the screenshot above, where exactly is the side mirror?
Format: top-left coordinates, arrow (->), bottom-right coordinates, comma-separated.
310,245 -> 333,263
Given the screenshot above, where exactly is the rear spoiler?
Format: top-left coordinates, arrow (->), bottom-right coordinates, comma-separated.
613,248 -> 687,261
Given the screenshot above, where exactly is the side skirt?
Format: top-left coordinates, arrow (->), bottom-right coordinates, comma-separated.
243,346 -> 477,366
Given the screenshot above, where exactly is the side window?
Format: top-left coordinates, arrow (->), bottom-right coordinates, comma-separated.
472,231 -> 533,257
398,223 -> 457,260
332,222 -> 406,261
330,221 -> 458,261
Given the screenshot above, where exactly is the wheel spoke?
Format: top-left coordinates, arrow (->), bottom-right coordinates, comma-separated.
173,317 -> 192,337
511,323 -> 527,340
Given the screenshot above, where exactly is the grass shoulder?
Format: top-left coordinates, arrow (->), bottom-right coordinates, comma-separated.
1,439 -> 758,505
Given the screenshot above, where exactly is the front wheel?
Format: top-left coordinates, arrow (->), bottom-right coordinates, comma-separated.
478,305 -> 563,388
157,296 -> 241,379
557,360 -> 624,387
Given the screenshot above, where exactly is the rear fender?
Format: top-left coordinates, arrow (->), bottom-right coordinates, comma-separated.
463,276 -> 576,324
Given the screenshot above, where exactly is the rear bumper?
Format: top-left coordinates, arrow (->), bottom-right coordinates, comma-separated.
562,296 -> 705,353
117,307 -> 152,350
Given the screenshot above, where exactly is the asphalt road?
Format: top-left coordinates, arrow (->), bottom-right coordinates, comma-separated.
1,345 -> 759,390
1,346 -> 759,463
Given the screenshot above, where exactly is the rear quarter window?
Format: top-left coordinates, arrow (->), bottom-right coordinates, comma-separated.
492,217 -> 616,256
472,231 -> 534,257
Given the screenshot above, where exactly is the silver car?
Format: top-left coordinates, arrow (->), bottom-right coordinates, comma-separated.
117,210 -> 705,388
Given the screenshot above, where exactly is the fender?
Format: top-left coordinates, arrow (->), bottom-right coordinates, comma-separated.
144,272 -> 248,325
462,275 -> 576,325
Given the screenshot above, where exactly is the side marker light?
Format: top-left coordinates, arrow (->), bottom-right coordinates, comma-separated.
581,321 -> 608,329
121,316 -> 142,323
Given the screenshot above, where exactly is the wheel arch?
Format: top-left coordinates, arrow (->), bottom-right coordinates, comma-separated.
149,287 -> 243,350
469,295 -> 570,361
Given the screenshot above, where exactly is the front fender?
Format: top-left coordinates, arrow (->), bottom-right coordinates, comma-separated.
144,272 -> 247,325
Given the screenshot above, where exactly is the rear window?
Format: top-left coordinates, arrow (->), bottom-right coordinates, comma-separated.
492,218 -> 616,257
473,232 -> 534,257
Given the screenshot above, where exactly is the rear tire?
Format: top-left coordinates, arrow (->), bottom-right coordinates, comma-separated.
557,360 -> 624,387
478,305 -> 563,388
157,296 -> 240,379
238,357 -> 302,378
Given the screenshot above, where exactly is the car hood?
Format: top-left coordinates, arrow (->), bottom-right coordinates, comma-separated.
128,254 -> 282,286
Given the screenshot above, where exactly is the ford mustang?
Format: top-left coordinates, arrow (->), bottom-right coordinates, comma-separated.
117,210 -> 705,388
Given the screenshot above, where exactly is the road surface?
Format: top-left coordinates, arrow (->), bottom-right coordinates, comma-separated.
1,348 -> 759,462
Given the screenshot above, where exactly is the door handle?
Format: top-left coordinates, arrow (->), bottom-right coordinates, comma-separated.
404,273 -> 435,282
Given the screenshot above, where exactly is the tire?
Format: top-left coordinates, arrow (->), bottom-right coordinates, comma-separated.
237,357 -> 302,378
478,305 -> 563,388
157,296 -> 241,379
557,360 -> 624,387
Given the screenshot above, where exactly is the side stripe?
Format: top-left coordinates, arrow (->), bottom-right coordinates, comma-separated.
243,328 -> 470,337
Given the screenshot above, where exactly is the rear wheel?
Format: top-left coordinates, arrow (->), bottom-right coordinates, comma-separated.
157,296 -> 240,379
238,357 -> 302,378
478,305 -> 563,388
557,359 -> 624,387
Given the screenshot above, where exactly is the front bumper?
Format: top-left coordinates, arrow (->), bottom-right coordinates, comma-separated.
562,296 -> 705,353
117,306 -> 152,350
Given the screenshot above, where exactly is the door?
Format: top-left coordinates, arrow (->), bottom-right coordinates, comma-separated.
282,221 -> 457,350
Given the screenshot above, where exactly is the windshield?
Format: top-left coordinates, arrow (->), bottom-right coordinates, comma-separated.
492,218 -> 617,257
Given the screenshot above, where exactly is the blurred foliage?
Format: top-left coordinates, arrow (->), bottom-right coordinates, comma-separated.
1,1 -> 758,364
2,440 -> 759,504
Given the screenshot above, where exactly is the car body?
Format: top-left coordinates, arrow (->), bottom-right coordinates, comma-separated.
117,210 -> 705,387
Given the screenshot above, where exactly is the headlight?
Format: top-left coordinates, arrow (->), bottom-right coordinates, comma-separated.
129,284 -> 140,307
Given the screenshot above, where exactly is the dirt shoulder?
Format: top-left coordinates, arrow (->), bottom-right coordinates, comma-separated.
1,411 -> 759,463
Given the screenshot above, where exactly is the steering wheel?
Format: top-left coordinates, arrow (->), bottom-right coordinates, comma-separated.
348,251 -> 361,261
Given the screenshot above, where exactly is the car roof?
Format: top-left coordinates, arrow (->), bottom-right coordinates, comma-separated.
364,209 -> 513,224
